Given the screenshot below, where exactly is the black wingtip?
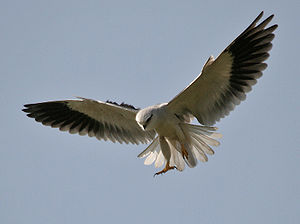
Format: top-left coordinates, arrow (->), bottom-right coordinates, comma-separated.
22,104 -> 32,113
272,24 -> 279,30
23,103 -> 39,108
263,14 -> 275,23
22,108 -> 29,113
257,11 -> 264,20
259,11 -> 264,16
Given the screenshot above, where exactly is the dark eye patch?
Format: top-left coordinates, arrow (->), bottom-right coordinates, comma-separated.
146,114 -> 153,124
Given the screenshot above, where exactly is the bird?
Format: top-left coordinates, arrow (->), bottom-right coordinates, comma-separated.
23,11 -> 277,176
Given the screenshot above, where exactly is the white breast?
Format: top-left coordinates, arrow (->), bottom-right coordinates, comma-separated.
154,105 -> 182,139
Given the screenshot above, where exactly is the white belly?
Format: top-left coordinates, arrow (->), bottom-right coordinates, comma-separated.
154,106 -> 183,140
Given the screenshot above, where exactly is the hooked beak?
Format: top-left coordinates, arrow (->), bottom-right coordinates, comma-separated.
137,123 -> 146,130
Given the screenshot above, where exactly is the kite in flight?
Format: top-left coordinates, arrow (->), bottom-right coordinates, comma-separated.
23,12 -> 277,175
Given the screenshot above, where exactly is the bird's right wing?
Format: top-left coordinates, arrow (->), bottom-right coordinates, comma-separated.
23,97 -> 156,144
167,12 -> 277,125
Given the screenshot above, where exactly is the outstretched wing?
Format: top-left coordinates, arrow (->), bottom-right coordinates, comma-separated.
167,11 -> 278,125
23,97 -> 156,144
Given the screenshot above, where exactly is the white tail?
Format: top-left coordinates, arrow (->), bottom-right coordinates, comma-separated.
137,124 -> 222,171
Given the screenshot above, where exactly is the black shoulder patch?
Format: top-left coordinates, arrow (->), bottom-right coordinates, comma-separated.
106,100 -> 140,110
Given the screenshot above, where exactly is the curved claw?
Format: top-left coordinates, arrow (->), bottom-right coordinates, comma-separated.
181,143 -> 189,159
153,162 -> 177,177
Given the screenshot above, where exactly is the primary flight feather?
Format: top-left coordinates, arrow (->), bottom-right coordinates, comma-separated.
23,12 -> 277,175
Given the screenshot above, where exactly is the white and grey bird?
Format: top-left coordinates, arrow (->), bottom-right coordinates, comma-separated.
23,12 -> 277,175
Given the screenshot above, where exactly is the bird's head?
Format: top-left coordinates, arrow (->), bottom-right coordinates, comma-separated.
136,106 -> 158,131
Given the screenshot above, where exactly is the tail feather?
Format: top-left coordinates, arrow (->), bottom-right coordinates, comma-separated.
144,150 -> 158,165
155,150 -> 165,168
138,124 -> 222,171
198,134 -> 220,146
137,136 -> 159,158
183,142 -> 197,168
190,137 -> 208,162
167,139 -> 185,171
190,133 -> 215,155
171,150 -> 185,171
138,136 -> 166,169
193,147 -> 208,162
186,124 -> 222,161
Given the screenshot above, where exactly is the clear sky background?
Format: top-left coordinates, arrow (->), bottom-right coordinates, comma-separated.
1,0 -> 299,223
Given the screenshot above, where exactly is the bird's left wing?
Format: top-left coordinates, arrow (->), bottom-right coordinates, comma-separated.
23,97 -> 156,144
167,12 -> 278,125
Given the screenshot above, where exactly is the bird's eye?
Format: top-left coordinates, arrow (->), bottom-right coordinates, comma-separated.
146,114 -> 153,124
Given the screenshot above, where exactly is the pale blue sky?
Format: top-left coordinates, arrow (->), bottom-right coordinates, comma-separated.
1,0 -> 299,224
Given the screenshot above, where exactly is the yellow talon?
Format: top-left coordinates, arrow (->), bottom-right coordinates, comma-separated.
181,143 -> 189,159
154,161 -> 177,176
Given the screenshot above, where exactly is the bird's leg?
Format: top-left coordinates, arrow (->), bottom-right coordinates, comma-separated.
181,143 -> 189,159
154,161 -> 177,176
